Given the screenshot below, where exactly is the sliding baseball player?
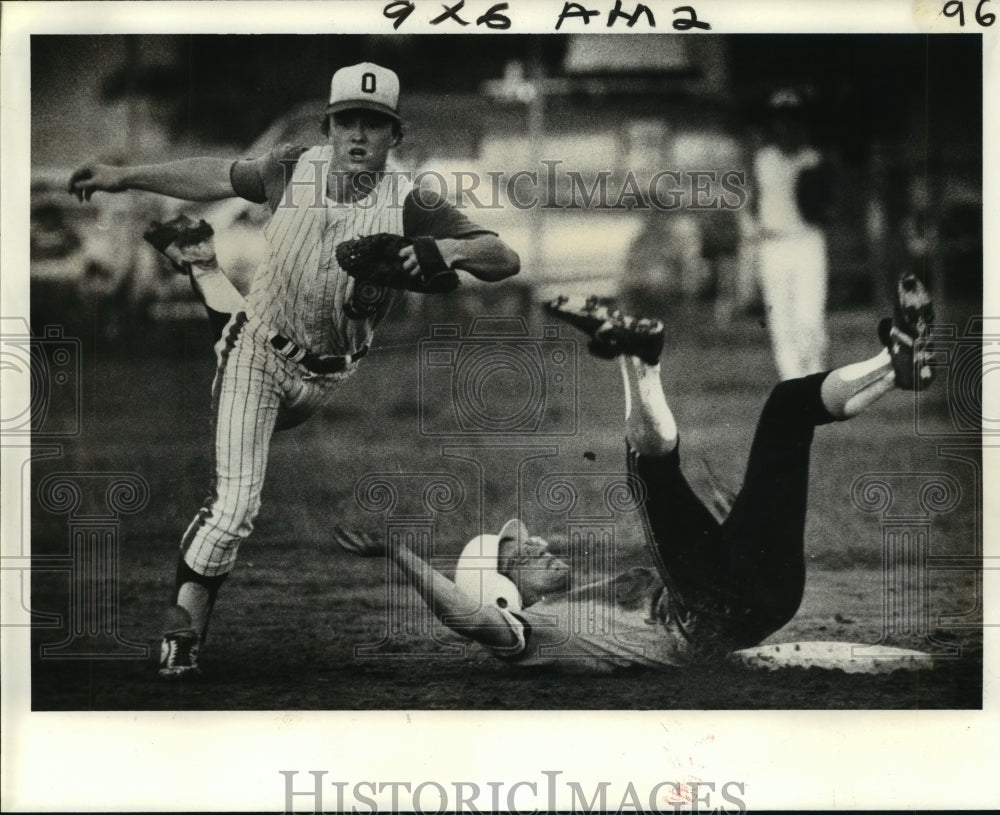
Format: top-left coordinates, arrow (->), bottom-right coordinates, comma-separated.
335,278 -> 934,669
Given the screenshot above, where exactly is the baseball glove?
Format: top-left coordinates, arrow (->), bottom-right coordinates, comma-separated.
335,233 -> 459,294
143,215 -> 217,273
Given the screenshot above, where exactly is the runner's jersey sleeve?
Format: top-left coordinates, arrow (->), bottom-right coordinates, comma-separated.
489,568 -> 705,671
489,607 -> 529,658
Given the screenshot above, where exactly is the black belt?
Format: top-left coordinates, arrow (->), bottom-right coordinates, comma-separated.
269,334 -> 369,375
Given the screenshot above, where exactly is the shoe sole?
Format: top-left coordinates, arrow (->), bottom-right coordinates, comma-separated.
544,295 -> 620,335
883,275 -> 935,391
545,295 -> 664,363
158,667 -> 202,680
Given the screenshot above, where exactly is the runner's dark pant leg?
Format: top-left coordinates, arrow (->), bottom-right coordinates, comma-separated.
627,372 -> 837,649
626,443 -> 727,610
719,372 -> 836,639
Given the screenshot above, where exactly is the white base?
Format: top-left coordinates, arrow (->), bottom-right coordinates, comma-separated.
730,641 -> 935,673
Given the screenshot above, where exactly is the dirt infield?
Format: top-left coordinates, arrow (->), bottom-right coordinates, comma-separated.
28,306 -> 983,710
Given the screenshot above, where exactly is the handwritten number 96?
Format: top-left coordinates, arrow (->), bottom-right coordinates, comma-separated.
942,0 -> 995,26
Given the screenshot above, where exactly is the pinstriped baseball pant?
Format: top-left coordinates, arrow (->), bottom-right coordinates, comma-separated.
181,312 -> 357,577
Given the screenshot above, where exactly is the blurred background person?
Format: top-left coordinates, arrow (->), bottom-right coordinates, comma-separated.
621,209 -> 711,319
751,87 -> 833,380
700,206 -> 750,327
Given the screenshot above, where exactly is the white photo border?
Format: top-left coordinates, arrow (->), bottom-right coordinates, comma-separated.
2,1 -> 997,811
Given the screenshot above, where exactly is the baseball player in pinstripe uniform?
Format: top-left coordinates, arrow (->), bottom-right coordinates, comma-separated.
335,279 -> 934,671
69,63 -> 520,679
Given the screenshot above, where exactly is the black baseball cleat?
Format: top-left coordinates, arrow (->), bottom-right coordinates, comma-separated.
878,273 -> 935,391
158,605 -> 202,680
545,295 -> 665,365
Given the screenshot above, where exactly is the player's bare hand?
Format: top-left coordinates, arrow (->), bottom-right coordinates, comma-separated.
68,164 -> 125,202
398,244 -> 423,280
399,239 -> 457,283
332,526 -> 386,557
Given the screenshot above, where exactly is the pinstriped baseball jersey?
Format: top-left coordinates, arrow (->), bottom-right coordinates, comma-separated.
233,143 -> 494,357
244,145 -> 409,356
180,144 -> 497,582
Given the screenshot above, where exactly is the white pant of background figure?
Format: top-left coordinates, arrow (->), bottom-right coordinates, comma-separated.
758,227 -> 829,380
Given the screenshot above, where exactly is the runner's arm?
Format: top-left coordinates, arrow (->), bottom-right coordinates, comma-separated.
387,543 -> 522,648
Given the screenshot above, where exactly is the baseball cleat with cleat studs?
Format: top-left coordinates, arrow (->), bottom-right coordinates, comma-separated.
545,295 -> 665,365
158,605 -> 202,680
878,272 -> 935,391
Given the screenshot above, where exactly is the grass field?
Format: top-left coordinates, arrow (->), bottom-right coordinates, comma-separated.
28,301 -> 983,710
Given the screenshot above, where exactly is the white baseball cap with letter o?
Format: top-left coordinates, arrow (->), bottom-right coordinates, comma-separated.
327,62 -> 400,122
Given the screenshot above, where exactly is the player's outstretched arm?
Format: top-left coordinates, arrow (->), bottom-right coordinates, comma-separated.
332,527 -> 521,649
435,235 -> 520,282
68,157 -> 238,203
398,236 -> 520,283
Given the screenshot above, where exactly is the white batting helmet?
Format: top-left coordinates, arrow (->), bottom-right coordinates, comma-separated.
454,519 -> 528,613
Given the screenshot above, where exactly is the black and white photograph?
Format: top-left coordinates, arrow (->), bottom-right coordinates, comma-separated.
2,0 -> 996,811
